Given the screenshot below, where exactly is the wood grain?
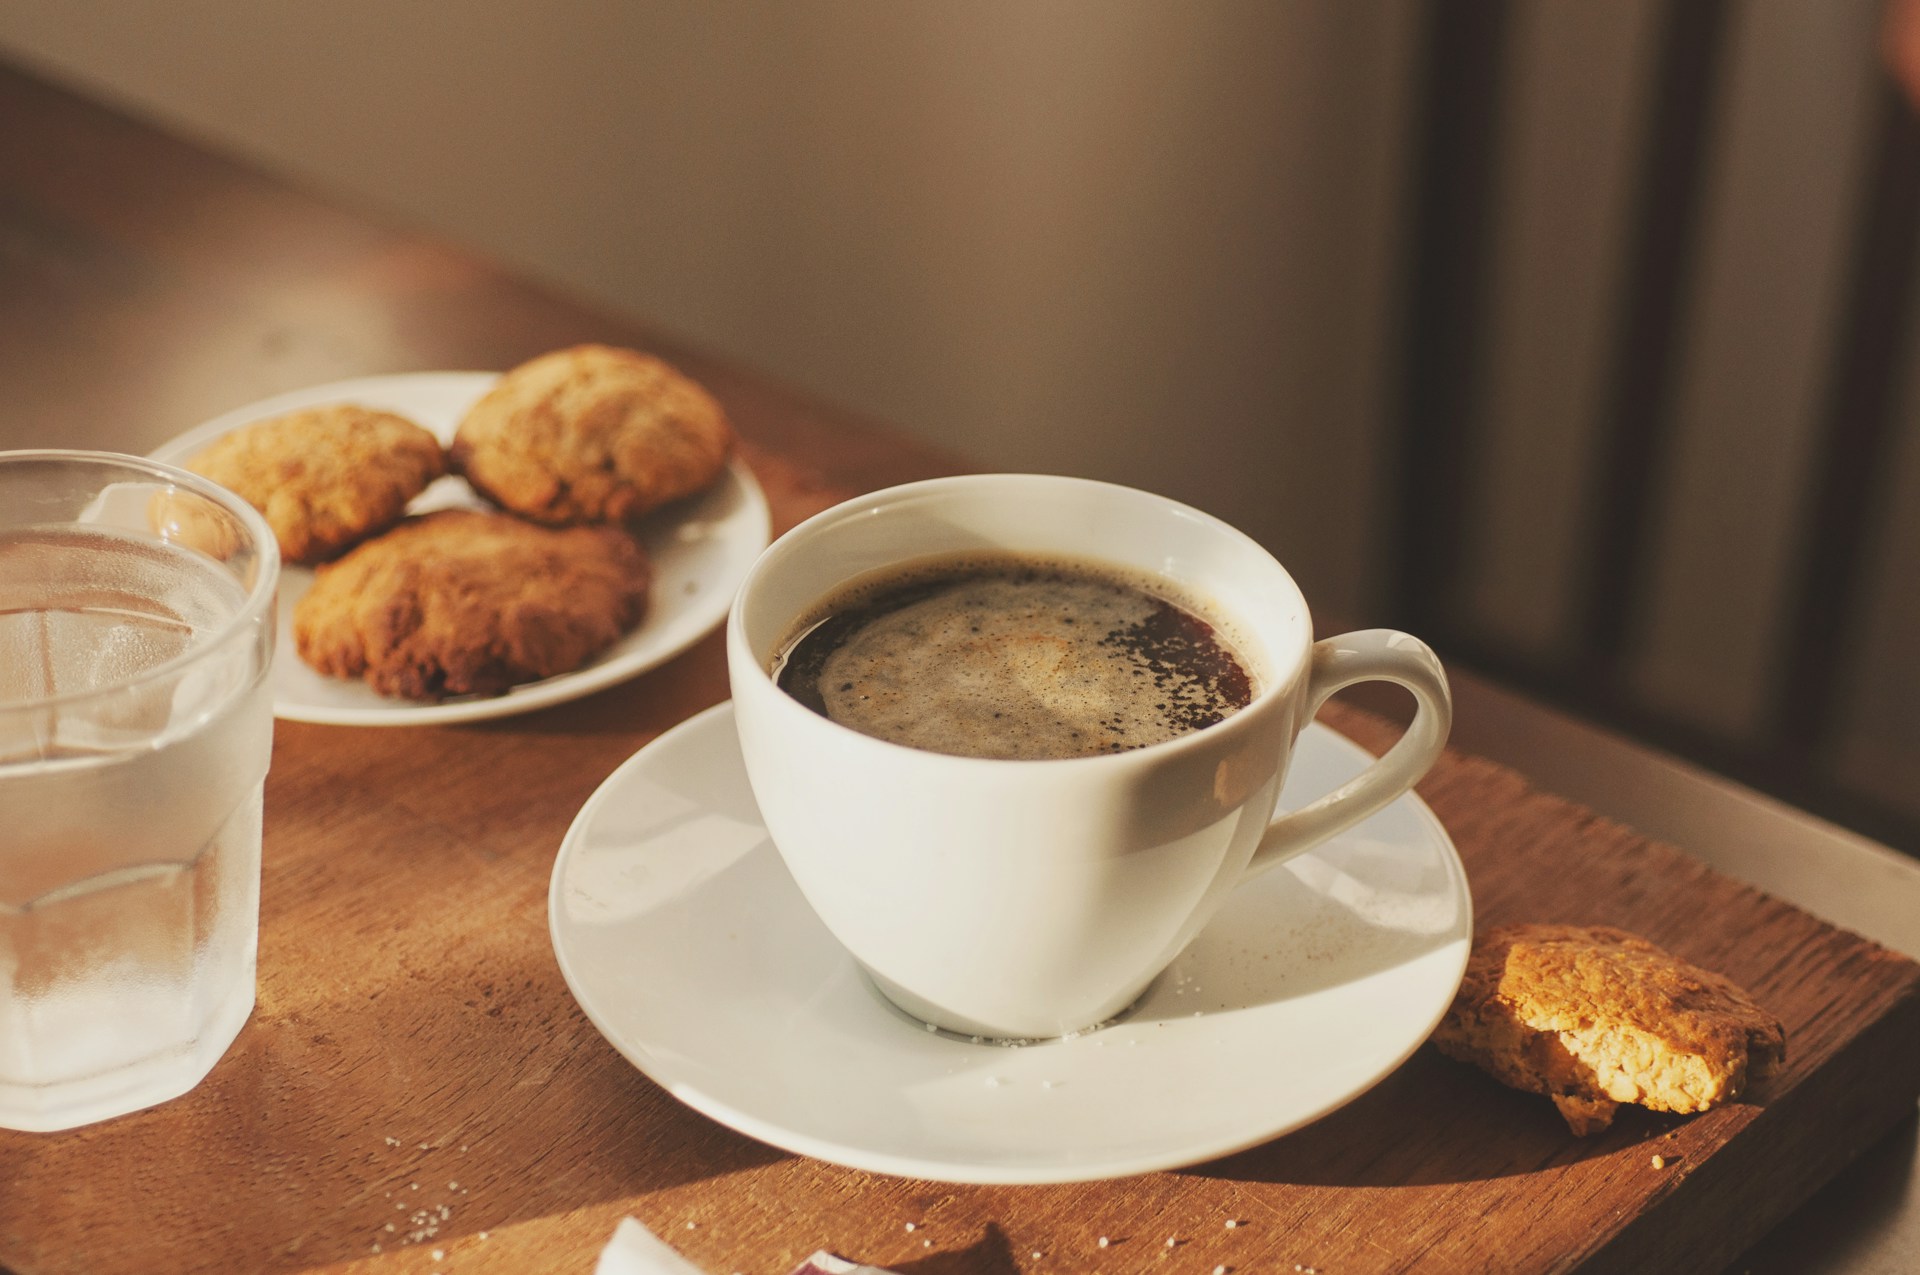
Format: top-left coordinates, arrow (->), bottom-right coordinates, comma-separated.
1,58 -> 1917,1275
1,447 -> 1915,1275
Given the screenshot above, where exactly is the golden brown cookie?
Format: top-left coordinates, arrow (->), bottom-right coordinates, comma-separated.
186,405 -> 446,564
450,344 -> 733,525
1432,924 -> 1785,1135
292,509 -> 651,700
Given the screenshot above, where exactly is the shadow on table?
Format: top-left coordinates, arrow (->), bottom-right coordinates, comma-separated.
50,928 -> 796,1273
1729,1111 -> 1916,1275
1184,1048 -> 1710,1187
891,1223 -> 1019,1275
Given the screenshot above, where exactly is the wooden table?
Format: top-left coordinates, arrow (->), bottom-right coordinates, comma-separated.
3,61 -> 1919,1275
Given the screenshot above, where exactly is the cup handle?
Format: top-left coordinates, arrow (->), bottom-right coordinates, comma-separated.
1247,628 -> 1452,873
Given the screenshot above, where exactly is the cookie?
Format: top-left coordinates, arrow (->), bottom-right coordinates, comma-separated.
450,344 -> 733,525
292,509 -> 651,700
1431,924 -> 1785,1135
186,405 -> 446,564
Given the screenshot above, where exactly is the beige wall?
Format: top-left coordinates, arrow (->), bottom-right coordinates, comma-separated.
0,1 -> 1419,624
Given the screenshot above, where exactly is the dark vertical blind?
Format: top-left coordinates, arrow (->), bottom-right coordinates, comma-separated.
1572,0 -> 1731,693
1769,79 -> 1920,773
1392,0 -> 1510,635
1390,0 -> 1920,855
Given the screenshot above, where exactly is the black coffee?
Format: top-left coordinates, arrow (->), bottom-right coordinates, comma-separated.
771,553 -> 1256,760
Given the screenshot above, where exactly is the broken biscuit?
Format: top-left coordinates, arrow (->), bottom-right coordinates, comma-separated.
1432,923 -> 1785,1135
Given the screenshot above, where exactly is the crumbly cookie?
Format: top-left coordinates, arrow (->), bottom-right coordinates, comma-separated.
450,344 -> 733,525
186,405 -> 446,564
292,509 -> 651,700
1432,924 -> 1785,1135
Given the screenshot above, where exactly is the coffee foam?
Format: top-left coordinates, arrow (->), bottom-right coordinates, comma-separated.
792,556 -> 1256,760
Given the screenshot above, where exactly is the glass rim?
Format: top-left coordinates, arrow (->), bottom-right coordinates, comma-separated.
0,448 -> 280,714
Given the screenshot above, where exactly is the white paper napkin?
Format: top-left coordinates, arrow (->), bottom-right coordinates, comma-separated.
596,1218 -> 896,1275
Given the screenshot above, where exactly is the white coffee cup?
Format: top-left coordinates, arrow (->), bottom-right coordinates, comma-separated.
727,474 -> 1451,1040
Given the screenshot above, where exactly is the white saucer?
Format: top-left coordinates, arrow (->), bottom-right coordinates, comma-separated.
549,702 -> 1471,1184
150,373 -> 771,726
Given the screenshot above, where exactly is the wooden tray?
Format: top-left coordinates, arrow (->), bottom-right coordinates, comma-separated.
2,458 -> 1916,1275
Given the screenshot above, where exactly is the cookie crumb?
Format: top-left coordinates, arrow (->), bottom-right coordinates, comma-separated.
1651,1154 -> 1667,1169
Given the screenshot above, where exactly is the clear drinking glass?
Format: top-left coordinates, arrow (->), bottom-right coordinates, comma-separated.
0,451 -> 277,1131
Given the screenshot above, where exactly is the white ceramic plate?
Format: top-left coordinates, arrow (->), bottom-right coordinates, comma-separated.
151,373 -> 771,726
549,702 -> 1472,1184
